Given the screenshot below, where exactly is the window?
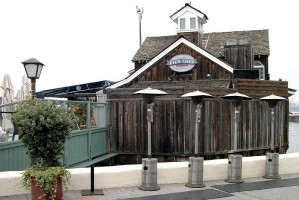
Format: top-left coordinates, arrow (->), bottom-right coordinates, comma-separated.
254,61 -> 265,80
180,18 -> 185,30
190,17 -> 196,29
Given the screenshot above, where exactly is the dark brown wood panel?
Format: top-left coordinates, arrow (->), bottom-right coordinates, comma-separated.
134,44 -> 233,85
234,79 -> 288,99
107,97 -> 289,157
224,45 -> 253,69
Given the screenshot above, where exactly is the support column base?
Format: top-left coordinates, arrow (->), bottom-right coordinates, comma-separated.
263,175 -> 281,179
226,154 -> 244,184
139,158 -> 160,191
138,186 -> 160,191
185,157 -> 205,188
81,189 -> 104,196
225,179 -> 244,183
185,183 -> 206,188
264,152 -> 280,179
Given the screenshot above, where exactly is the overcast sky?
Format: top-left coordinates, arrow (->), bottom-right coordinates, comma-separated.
1,0 -> 298,102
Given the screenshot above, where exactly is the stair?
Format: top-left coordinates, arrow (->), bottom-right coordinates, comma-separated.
201,33 -> 210,49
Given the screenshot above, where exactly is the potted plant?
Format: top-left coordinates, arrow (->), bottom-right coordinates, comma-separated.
12,99 -> 78,200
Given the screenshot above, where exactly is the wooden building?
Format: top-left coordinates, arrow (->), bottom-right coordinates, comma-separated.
106,3 -> 288,163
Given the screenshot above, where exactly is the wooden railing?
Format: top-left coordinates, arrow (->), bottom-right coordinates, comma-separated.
0,100 -> 108,172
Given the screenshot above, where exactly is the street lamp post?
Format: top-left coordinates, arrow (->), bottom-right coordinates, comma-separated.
261,94 -> 285,179
21,58 -> 44,99
181,90 -> 213,188
222,92 -> 251,183
133,87 -> 167,191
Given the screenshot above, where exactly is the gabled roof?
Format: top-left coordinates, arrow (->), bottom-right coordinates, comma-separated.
132,29 -> 270,62
170,3 -> 208,20
205,29 -> 270,57
110,38 -> 234,89
132,36 -> 178,62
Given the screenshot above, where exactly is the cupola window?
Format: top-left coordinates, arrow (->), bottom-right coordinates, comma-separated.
190,17 -> 196,29
180,18 -> 185,30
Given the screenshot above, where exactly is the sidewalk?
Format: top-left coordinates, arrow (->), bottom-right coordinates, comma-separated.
1,173 -> 299,200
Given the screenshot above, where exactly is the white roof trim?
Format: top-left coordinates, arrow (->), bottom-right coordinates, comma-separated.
171,7 -> 205,21
109,38 -> 233,89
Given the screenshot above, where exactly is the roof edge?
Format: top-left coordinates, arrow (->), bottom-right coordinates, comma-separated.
170,3 -> 208,20
109,38 -> 233,89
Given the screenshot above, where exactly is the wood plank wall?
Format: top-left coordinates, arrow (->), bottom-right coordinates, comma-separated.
107,98 -> 289,158
134,43 -> 232,84
224,44 -> 253,69
234,79 -> 289,99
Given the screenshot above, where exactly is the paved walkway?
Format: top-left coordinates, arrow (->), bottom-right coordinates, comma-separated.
1,174 -> 299,200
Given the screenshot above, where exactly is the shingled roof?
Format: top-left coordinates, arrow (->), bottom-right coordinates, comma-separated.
132,35 -> 178,62
132,29 -> 269,62
205,29 -> 270,57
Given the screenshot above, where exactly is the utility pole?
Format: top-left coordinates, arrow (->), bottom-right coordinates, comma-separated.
136,6 -> 144,47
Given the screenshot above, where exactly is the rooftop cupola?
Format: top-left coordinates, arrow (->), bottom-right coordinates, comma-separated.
170,3 -> 208,47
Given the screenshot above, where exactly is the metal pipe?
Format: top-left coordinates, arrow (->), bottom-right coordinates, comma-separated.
136,6 -> 143,47
31,78 -> 36,99
139,20 -> 142,47
148,120 -> 151,158
234,106 -> 239,153
91,166 -> 94,192
194,120 -> 199,156
194,104 -> 201,156
271,107 -> 275,152
147,104 -> 153,158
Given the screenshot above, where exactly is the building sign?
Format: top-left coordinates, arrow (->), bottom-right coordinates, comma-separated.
166,54 -> 198,72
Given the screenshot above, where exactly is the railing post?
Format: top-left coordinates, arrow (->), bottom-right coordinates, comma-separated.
87,102 -> 92,160
104,102 -> 109,153
105,102 -> 108,127
64,140 -> 68,167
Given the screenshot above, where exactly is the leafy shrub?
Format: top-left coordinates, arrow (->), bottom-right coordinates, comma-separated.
12,99 -> 78,167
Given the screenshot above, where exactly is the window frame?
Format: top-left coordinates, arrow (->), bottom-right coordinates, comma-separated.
180,18 -> 185,30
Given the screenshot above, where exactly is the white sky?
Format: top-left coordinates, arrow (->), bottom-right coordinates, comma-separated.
1,0 -> 299,102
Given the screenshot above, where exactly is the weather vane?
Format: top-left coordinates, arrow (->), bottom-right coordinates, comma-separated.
136,6 -> 144,47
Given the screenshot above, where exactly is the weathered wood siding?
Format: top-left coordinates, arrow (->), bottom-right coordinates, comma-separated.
177,32 -> 202,47
107,98 -> 289,157
234,79 -> 288,99
131,43 -> 232,85
224,44 -> 254,69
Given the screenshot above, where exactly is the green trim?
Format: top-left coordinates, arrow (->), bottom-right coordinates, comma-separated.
70,153 -> 118,168
0,100 -> 109,172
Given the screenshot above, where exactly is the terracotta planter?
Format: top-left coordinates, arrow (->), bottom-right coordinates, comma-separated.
31,177 -> 63,200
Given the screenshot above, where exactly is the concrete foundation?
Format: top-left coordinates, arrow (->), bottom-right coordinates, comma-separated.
0,153 -> 298,196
